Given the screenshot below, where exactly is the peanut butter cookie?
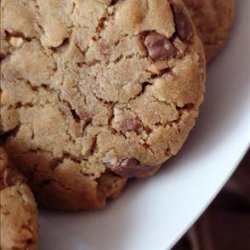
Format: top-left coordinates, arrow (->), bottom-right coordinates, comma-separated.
0,0 -> 205,210
0,147 -> 38,250
184,0 -> 235,61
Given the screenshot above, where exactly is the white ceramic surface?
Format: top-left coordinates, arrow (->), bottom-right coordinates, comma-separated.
39,1 -> 250,250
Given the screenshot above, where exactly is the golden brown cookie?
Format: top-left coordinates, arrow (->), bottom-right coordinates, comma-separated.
0,0 -> 205,210
183,0 -> 236,61
0,147 -> 38,250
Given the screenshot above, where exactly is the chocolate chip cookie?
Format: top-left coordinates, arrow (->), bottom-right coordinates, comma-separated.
0,147 -> 38,250
0,0 -> 206,210
183,0 -> 235,61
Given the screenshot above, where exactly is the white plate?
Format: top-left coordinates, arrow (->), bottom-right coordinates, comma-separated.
39,1 -> 250,250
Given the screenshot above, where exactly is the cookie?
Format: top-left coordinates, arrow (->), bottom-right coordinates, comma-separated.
0,147 -> 38,250
0,0 -> 205,210
183,0 -> 235,61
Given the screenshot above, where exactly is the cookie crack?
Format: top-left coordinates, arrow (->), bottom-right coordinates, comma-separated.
93,92 -> 117,106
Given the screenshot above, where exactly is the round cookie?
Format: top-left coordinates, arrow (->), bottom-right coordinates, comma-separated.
0,0 -> 205,210
0,147 -> 38,250
183,0 -> 235,61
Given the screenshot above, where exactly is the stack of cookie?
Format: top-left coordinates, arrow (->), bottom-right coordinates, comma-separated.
0,0 -> 235,249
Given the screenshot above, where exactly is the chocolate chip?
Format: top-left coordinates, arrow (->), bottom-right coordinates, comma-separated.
121,118 -> 141,133
144,32 -> 177,61
113,158 -> 158,178
3,168 -> 23,187
171,4 -> 193,42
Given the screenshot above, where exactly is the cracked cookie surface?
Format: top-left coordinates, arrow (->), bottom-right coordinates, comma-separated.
0,0 -> 205,210
0,147 -> 38,250
184,0 -> 235,61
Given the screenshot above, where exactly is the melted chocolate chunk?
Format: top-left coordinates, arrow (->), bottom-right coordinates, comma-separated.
144,32 -> 177,61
